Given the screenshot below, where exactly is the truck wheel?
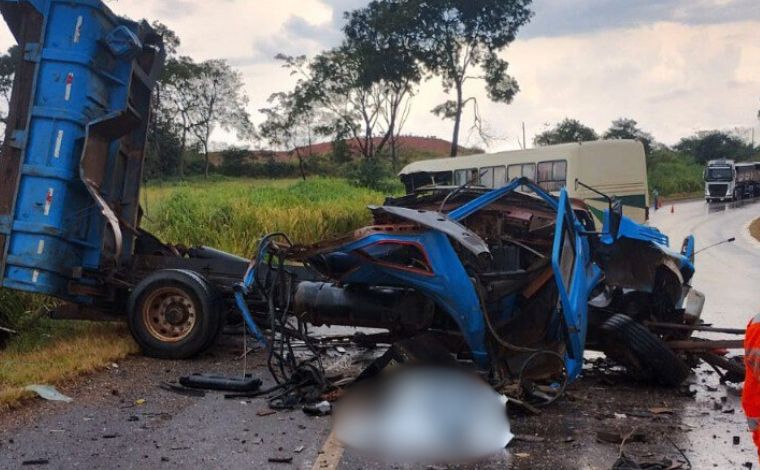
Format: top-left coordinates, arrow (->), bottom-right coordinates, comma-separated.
128,269 -> 221,359
599,314 -> 690,386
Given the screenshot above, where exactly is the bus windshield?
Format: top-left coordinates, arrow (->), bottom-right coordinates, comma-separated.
705,167 -> 733,181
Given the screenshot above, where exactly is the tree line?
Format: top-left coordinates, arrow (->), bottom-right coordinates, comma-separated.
0,0 -> 536,181
0,0 -> 757,187
534,117 -> 758,165
533,117 -> 760,196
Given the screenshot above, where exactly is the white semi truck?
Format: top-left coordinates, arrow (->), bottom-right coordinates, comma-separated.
704,159 -> 760,202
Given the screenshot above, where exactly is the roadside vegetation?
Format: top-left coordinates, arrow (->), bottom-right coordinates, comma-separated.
143,177 -> 393,255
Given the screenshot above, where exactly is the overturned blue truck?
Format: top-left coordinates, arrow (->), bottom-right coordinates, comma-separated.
0,0 -> 743,401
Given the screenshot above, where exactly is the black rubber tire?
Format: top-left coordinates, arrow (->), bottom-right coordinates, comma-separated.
599,313 -> 691,387
128,269 -> 221,359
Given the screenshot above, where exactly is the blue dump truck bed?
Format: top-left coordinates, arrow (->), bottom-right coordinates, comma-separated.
0,0 -> 164,303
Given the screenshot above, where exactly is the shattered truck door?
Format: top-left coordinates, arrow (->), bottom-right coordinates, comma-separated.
552,188 -> 596,380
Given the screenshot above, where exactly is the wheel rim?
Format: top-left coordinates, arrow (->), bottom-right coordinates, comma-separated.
141,287 -> 197,343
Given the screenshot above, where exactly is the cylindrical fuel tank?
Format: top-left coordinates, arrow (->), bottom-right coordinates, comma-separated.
294,281 -> 435,332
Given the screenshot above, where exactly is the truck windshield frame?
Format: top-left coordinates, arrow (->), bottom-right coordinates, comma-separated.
705,167 -> 733,182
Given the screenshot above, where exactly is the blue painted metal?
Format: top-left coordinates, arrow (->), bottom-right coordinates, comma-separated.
551,189 -> 596,380
239,181 -> 595,381
600,203 -> 696,283
449,177 -> 559,221
0,0 -> 162,302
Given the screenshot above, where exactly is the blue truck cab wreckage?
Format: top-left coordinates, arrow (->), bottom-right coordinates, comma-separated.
0,0 -> 738,404
234,177 -> 712,397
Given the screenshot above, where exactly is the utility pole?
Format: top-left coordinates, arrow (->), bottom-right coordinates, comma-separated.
522,122 -> 526,150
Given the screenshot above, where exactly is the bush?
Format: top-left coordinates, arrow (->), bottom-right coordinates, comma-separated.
346,158 -> 404,193
647,148 -> 704,196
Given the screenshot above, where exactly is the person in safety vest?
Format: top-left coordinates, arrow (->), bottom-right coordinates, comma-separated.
742,312 -> 760,462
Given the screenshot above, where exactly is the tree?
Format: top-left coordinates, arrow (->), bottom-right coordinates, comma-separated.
343,1 -> 421,167
145,119 -> 183,180
675,131 -> 754,165
188,59 -> 253,178
280,43 -> 416,162
405,0 -> 533,156
162,56 -> 204,178
603,118 -> 655,155
534,118 -> 598,146
0,45 -> 20,144
149,22 -> 201,179
259,89 -> 324,180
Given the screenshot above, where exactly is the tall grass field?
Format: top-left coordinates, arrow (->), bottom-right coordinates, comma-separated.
142,177 -> 392,256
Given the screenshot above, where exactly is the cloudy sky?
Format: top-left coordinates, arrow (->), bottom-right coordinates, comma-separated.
2,0 -> 758,151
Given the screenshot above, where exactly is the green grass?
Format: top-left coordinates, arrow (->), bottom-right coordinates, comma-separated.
142,177 -> 392,256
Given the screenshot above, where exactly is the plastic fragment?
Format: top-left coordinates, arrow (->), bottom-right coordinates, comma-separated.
23,385 -> 73,403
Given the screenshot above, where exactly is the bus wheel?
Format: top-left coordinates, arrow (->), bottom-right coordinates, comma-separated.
128,269 -> 221,359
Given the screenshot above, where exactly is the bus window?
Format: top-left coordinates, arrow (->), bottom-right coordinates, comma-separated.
494,166 -> 506,187
507,163 -> 536,182
480,166 -> 506,188
454,168 -> 478,186
433,172 -> 453,186
537,160 -> 567,191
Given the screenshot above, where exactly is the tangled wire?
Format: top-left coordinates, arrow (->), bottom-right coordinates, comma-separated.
244,233 -> 327,408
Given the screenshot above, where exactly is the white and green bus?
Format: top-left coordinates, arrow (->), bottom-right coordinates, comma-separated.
399,139 -> 650,224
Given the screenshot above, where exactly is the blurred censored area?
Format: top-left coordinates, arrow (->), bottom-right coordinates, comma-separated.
333,365 -> 513,464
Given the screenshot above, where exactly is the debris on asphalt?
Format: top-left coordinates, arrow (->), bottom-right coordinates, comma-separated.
267,456 -> 293,464
294,445 -> 305,453
303,400 -> 331,416
514,434 -> 546,443
611,454 -> 688,470
21,459 -> 49,466
23,385 -> 73,403
596,429 -> 647,444
256,409 -> 277,417
135,399 -> 146,406
179,373 -> 262,392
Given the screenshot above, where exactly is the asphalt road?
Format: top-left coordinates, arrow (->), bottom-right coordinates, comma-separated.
1,196 -> 759,470
651,196 -> 760,329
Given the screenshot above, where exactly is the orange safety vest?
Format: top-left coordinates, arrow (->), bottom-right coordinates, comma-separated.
743,314 -> 760,438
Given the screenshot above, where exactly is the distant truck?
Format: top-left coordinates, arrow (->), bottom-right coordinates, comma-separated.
704,159 -> 760,202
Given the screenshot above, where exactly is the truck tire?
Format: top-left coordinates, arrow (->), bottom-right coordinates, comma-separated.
128,269 -> 221,359
599,314 -> 690,386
